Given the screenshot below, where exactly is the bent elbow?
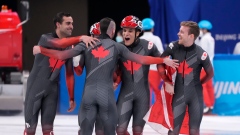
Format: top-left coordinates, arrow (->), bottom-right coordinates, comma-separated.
210,68 -> 214,78
211,72 -> 214,78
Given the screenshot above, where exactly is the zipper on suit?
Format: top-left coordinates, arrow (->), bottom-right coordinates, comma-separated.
183,50 -> 187,84
130,47 -> 134,81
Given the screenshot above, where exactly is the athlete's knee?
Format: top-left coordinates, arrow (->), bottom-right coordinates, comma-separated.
132,126 -> 143,135
190,129 -> 199,135
116,127 -> 128,135
95,129 -> 104,135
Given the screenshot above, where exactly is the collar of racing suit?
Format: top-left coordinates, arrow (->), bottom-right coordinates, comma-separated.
52,31 -> 59,38
125,38 -> 140,48
99,33 -> 111,39
181,43 -> 196,51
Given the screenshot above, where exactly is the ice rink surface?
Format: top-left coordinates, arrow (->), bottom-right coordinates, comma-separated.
0,111 -> 240,135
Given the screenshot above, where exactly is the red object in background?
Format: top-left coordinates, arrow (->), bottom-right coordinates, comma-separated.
0,6 -> 23,71
144,66 -> 189,134
200,69 -> 215,107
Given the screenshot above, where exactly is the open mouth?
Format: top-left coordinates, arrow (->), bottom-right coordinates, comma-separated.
125,37 -> 130,41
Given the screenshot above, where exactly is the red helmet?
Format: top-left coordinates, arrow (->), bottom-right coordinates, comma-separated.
89,22 -> 100,35
120,15 -> 142,31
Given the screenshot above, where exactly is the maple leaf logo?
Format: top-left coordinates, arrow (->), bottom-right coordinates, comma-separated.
49,58 -> 65,72
91,46 -> 110,61
177,60 -> 193,78
123,60 -> 141,74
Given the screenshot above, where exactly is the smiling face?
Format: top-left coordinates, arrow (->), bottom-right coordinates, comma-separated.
178,21 -> 200,46
177,26 -> 194,46
57,16 -> 73,37
122,27 -> 140,46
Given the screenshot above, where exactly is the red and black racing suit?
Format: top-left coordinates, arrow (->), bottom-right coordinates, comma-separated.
116,39 -> 161,135
37,34 -> 165,135
24,32 -> 74,135
158,41 -> 214,135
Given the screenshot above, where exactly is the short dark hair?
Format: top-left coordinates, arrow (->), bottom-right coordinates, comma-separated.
99,17 -> 114,34
180,21 -> 200,40
53,12 -> 71,29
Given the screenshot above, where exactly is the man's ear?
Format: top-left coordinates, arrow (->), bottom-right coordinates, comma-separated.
112,29 -> 115,37
191,34 -> 195,40
56,22 -> 60,28
136,31 -> 141,37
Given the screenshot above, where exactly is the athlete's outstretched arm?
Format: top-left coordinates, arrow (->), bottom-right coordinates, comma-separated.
65,59 -> 76,112
117,44 -> 179,68
49,35 -> 99,48
49,36 -> 82,48
33,43 -> 86,60
39,34 -> 99,48
126,52 -> 164,64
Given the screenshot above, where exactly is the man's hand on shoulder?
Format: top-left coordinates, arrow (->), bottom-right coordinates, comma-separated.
80,35 -> 100,48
